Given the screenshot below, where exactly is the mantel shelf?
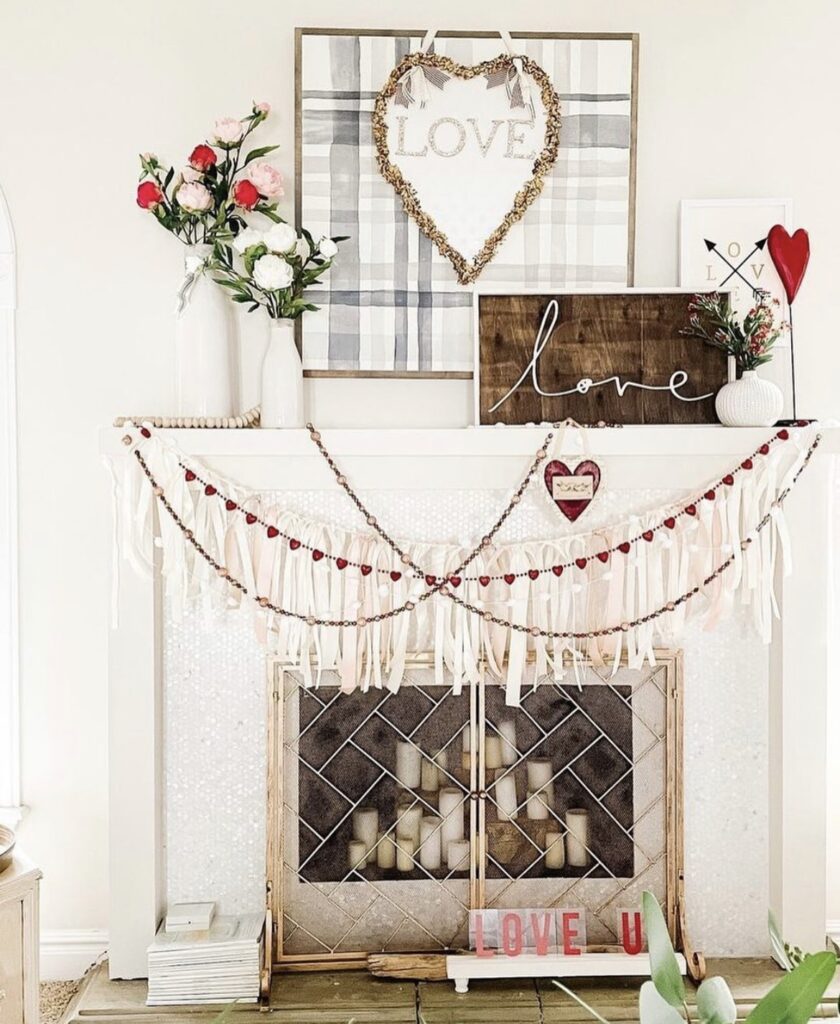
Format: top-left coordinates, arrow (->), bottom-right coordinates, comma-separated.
100,423 -> 840,460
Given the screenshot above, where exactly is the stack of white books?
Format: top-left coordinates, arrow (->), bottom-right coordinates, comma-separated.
146,911 -> 264,1006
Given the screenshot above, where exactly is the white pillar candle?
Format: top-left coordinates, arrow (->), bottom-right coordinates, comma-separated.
434,748 -> 449,787
494,770 -> 519,821
376,831 -> 396,870
419,816 -> 442,870
499,720 -> 518,766
566,808 -> 590,867
439,787 -> 465,845
396,836 -> 415,873
527,758 -> 553,793
352,806 -> 379,863
526,789 -> 550,820
485,735 -> 503,770
545,831 -> 566,870
421,757 -> 440,792
462,724 -> 472,771
447,839 -> 471,873
348,840 -> 368,872
396,741 -> 422,789
395,803 -> 423,843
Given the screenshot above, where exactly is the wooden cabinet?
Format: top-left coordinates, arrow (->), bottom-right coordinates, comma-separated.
0,854 -> 41,1024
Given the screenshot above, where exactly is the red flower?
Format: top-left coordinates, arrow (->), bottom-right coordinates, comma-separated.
136,181 -> 163,209
189,144 -> 217,171
232,179 -> 259,210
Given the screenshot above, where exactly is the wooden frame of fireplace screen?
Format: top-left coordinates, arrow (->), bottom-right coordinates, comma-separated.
266,651 -> 684,971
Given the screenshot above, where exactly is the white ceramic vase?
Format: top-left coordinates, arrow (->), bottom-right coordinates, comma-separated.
174,244 -> 237,417
715,369 -> 783,427
261,319 -> 304,428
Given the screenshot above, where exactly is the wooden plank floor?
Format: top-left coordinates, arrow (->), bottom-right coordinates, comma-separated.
68,959 -> 840,1024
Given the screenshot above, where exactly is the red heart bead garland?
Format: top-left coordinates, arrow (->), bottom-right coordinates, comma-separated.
162,423 -> 795,593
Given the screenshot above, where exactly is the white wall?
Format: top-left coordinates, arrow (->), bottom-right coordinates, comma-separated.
1,0 -> 839,950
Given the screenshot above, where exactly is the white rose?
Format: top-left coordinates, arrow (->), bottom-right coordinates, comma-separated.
233,226 -> 264,254
264,223 -> 297,253
180,165 -> 203,183
177,181 -> 213,213
253,254 -> 293,291
214,117 -> 244,145
318,236 -> 338,259
294,236 -> 310,261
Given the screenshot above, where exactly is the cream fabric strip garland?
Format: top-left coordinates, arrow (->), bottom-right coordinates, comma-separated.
111,425 -> 819,705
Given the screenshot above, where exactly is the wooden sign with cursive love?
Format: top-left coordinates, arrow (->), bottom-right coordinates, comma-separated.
475,290 -> 730,425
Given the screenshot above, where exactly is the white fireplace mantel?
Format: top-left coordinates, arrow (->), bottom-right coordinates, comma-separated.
100,424 -> 838,978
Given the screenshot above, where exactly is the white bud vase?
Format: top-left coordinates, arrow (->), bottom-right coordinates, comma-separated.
261,319 -> 304,428
174,244 -> 237,417
714,369 -> 783,427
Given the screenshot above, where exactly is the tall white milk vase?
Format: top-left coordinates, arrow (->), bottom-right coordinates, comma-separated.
261,318 -> 304,428
174,244 -> 237,416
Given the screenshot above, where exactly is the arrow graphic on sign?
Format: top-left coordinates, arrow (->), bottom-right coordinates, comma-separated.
703,238 -> 761,296
717,237 -> 768,289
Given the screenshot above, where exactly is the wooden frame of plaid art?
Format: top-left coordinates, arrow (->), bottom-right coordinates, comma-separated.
295,28 -> 639,379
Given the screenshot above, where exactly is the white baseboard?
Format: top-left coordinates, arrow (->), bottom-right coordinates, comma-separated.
41,929 -> 108,981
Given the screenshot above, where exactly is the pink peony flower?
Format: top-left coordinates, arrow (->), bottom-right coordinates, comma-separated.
177,181 -> 213,213
213,117 -> 244,145
247,161 -> 284,198
253,101 -> 270,115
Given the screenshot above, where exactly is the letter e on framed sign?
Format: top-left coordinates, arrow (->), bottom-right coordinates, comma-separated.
474,289 -> 730,425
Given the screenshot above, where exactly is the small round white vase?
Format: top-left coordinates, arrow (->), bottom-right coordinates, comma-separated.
261,319 -> 304,428
714,369 -> 783,427
174,244 -> 237,417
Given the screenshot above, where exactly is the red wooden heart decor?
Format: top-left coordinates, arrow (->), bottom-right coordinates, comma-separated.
767,224 -> 810,304
543,459 -> 601,522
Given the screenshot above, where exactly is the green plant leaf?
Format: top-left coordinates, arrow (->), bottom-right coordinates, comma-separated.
768,910 -> 793,971
744,950 -> 836,1024
639,980 -> 685,1024
696,976 -> 737,1024
242,144 -> 280,167
642,890 -> 685,1009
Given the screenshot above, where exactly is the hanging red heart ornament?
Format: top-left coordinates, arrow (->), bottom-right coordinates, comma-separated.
543,459 -> 601,522
767,225 -> 810,304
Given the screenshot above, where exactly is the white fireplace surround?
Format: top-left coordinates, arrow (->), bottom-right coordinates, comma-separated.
102,425 -> 837,979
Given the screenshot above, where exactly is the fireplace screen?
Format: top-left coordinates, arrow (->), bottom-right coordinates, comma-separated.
268,654 -> 682,966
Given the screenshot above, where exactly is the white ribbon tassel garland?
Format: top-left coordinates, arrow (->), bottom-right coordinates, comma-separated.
111,427 -> 818,705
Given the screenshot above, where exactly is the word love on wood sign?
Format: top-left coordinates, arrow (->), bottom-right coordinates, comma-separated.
476,291 -> 729,425
470,907 -> 645,957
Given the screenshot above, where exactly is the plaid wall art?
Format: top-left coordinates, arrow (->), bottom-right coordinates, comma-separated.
296,29 -> 639,375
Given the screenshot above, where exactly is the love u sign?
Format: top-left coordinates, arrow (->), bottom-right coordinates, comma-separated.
469,908 -> 645,957
476,291 -> 730,425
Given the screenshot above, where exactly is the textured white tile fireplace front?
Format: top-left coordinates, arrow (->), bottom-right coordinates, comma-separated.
162,602 -> 768,958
